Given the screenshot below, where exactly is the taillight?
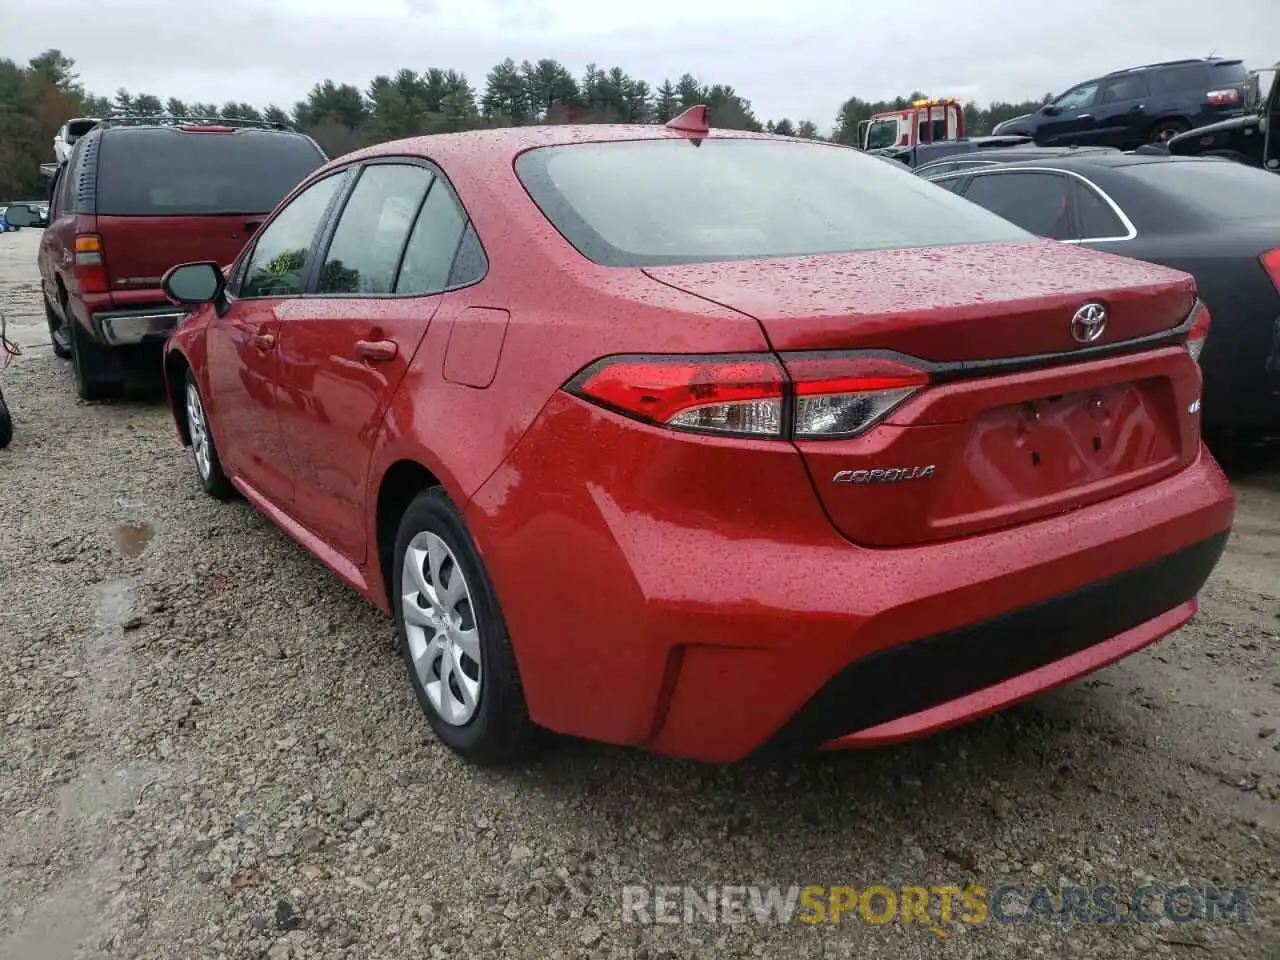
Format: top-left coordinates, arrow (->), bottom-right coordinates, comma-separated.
1206,88 -> 1240,106
74,233 -> 108,293
783,354 -> 930,439
565,353 -> 930,440
1261,248 -> 1280,292
566,355 -> 784,437
1185,300 -> 1211,364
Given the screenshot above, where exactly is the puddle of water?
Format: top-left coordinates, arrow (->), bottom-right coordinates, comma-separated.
112,522 -> 154,558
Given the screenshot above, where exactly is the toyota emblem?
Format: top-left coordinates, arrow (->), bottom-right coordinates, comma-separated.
1070,302 -> 1108,344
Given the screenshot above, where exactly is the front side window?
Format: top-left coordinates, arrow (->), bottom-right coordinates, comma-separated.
864,119 -> 900,150
318,164 -> 434,295
239,173 -> 346,299
1053,83 -> 1100,111
516,138 -> 1032,267
962,172 -> 1075,241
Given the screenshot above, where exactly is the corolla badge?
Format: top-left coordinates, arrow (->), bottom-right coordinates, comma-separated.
1070,302 -> 1108,344
833,465 -> 936,484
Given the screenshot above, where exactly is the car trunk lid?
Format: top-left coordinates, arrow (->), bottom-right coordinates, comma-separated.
645,240 -> 1203,547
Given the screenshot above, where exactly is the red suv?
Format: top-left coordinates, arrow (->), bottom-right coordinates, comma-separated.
35,118 -> 326,399
159,111 -> 1234,765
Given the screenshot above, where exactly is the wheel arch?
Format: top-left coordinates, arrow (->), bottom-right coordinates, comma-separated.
163,349 -> 193,446
373,458 -> 447,610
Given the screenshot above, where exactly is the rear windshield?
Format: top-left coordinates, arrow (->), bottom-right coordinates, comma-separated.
515,138 -> 1032,267
96,128 -> 326,216
1121,159 -> 1280,222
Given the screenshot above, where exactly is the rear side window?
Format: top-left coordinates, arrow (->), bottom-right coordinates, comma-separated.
395,180 -> 467,294
1099,75 -> 1150,103
319,164 -> 434,295
962,172 -> 1075,240
1154,64 -> 1212,91
96,128 -> 326,216
1073,182 -> 1128,239
516,138 -> 1031,267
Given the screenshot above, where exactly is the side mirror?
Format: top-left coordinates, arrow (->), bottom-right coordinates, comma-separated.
1041,104 -> 1061,116
3,204 -> 39,228
162,261 -> 225,305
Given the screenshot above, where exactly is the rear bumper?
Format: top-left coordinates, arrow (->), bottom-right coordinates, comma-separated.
759,530 -> 1227,756
93,306 -> 187,346
466,394 -> 1236,763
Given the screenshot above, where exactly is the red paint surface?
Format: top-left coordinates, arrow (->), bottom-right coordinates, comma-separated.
166,123 -> 1235,761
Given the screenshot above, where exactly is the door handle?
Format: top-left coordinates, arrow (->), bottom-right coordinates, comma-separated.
1076,114 -> 1093,120
251,332 -> 276,350
356,339 -> 398,362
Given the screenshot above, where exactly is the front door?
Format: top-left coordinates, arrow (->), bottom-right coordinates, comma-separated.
274,160 -> 472,562
202,169 -> 350,508
1037,81 -> 1101,145
1091,74 -> 1152,148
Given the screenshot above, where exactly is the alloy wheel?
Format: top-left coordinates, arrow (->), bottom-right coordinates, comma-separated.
401,531 -> 482,725
186,382 -> 212,481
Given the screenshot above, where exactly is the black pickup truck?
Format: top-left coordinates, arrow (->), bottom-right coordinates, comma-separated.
1166,62 -> 1278,171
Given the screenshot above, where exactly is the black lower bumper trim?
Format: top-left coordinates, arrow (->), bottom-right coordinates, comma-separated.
756,530 -> 1230,757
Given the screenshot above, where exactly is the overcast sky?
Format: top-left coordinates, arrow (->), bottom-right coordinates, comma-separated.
6,0 -> 1279,132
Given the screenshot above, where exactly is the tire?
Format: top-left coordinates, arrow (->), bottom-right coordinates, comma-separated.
183,371 -> 233,500
46,295 -> 71,360
1148,119 -> 1189,145
0,386 -> 12,450
68,319 -> 120,401
393,488 -> 538,765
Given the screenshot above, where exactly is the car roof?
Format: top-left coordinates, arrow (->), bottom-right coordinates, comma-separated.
1106,56 -> 1243,77
340,123 -> 782,169
939,153 -> 1227,174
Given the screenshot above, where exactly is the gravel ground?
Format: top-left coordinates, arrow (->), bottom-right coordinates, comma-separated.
0,229 -> 1277,960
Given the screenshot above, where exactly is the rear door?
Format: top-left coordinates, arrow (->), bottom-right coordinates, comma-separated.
93,126 -> 326,297
273,160 -> 473,561
1092,74 -> 1152,148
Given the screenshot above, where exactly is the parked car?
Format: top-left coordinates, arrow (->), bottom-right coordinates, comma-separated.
993,58 -> 1251,149
872,134 -> 1034,169
1167,61 -> 1279,169
913,145 -> 1121,180
929,154 -> 1280,438
10,117 -> 327,400
158,111 -> 1232,765
0,207 -> 14,232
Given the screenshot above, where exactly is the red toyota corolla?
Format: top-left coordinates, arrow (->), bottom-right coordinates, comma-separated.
160,107 -> 1234,765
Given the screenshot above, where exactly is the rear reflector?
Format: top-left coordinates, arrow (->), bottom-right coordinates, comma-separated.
1261,248 -> 1280,292
565,353 -> 931,440
74,233 -> 108,294
1185,300 -> 1211,364
1206,88 -> 1240,106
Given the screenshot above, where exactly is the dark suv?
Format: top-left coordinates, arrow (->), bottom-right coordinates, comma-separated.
992,58 -> 1250,150
30,118 -> 326,400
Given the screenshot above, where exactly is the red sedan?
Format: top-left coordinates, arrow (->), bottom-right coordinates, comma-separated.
160,107 -> 1234,765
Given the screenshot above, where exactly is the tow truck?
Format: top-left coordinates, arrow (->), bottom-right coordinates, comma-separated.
856,97 -> 1036,168
857,97 -> 966,151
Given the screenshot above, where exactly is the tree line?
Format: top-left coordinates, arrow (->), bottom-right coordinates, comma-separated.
0,48 -> 1050,200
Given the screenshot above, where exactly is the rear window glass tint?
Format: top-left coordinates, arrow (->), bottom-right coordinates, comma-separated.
1122,159 -> 1280,222
96,128 -> 325,216
515,138 -> 1031,267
